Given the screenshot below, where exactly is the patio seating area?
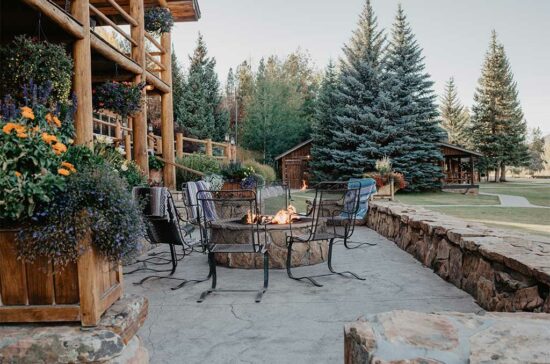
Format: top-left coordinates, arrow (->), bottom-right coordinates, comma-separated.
125,226 -> 481,363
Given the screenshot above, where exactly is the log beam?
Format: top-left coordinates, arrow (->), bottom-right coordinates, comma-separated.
160,32 -> 175,188
21,0 -> 84,39
90,33 -> 142,74
130,0 -> 149,175
71,0 -> 94,147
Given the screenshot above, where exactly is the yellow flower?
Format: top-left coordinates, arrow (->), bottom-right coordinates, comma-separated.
20,106 -> 35,120
41,133 -> 58,144
61,161 -> 76,173
58,168 -> 70,176
52,142 -> 67,155
15,171 -> 22,178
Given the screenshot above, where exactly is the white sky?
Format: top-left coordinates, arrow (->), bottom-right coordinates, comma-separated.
171,0 -> 550,135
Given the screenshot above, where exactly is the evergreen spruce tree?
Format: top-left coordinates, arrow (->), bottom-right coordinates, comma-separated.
180,34 -> 227,141
310,61 -> 341,181
471,31 -> 529,182
171,52 -> 186,126
527,127 -> 546,174
440,77 -> 471,147
332,0 -> 392,178
384,5 -> 444,191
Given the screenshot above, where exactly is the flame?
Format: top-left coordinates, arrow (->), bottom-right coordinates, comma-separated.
271,205 -> 298,224
246,209 -> 257,224
300,180 -> 308,191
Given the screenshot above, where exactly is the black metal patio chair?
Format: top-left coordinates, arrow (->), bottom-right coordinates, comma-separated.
196,189 -> 269,303
285,181 -> 366,287
130,187 -> 209,290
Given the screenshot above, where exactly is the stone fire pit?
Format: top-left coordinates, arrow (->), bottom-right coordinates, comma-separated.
210,218 -> 328,269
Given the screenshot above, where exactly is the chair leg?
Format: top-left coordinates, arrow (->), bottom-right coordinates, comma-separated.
343,236 -> 377,250
285,241 -> 323,287
134,244 -> 179,285
255,253 -> 269,303
327,238 -> 366,281
197,252 -> 217,302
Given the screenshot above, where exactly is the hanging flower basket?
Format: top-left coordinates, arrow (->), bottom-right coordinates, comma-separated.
92,81 -> 145,118
144,7 -> 174,35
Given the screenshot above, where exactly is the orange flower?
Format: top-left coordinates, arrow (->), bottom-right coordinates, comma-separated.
2,122 -> 24,134
45,113 -> 53,123
52,142 -> 67,155
20,106 -> 35,120
16,132 -> 28,138
52,116 -> 61,127
41,133 -> 58,144
61,161 -> 76,172
15,171 -> 22,178
57,168 -> 70,176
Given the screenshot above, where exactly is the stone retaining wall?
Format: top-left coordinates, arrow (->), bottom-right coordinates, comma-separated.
366,201 -> 550,313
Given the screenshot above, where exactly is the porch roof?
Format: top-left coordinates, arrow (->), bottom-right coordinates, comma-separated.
439,142 -> 483,158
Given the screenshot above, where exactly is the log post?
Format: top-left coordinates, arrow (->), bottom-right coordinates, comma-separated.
206,139 -> 213,157
71,0 -> 93,147
176,133 -> 183,158
130,0 -> 149,175
125,134 -> 132,161
225,143 -> 231,163
160,32 -> 175,188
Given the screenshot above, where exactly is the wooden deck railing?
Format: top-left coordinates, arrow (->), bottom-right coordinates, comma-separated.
93,113 -> 236,164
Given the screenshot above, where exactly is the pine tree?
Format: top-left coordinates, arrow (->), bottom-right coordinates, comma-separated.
180,34 -> 227,141
527,127 -> 546,174
384,5 -> 444,191
310,61 -> 341,181
332,0 -> 392,178
440,77 -> 471,147
471,31 -> 529,182
171,52 -> 186,126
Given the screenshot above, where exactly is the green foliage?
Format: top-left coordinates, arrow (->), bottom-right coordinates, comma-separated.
220,162 -> 255,181
470,31 -> 530,181
383,5 -> 444,191
175,154 -> 221,185
241,52 -> 318,163
528,127 -> 547,174
172,52 -> 186,125
440,77 -> 471,147
242,160 -> 276,183
0,104 -> 69,222
17,163 -> 144,265
178,34 -> 228,141
148,155 -> 164,170
0,35 -> 73,102
310,61 -> 341,181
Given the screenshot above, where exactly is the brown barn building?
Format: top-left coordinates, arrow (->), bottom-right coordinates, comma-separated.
276,139 -> 482,191
275,139 -> 312,189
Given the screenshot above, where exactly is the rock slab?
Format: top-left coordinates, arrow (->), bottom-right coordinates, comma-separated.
344,310 -> 550,364
0,295 -> 149,363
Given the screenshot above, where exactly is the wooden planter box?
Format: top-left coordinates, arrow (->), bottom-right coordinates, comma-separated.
0,228 -> 123,327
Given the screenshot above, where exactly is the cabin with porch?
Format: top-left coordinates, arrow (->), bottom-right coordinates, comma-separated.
439,141 -> 483,194
275,139 -> 312,189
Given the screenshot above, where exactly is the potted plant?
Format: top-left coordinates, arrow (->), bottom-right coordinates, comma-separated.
144,7 -> 174,35
220,162 -> 259,190
0,85 -> 144,326
365,157 -> 408,199
148,155 -> 164,184
93,81 -> 145,132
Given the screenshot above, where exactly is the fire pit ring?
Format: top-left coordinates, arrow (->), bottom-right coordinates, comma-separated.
210,218 -> 328,269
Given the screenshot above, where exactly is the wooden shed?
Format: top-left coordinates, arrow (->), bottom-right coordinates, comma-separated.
275,139 -> 312,189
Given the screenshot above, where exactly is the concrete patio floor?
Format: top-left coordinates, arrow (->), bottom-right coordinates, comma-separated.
125,227 -> 481,364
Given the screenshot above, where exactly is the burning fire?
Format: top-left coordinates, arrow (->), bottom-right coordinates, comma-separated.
245,205 -> 299,225
300,180 -> 308,191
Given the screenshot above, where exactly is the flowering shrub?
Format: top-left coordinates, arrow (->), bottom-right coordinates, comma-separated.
176,154 -> 221,184
0,36 -> 73,103
17,163 -> 144,265
144,7 -> 174,35
93,81 -> 145,118
364,171 -> 408,190
0,100 -> 72,222
221,162 -> 255,181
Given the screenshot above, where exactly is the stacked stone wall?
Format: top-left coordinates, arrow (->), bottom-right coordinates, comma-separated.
367,201 -> 550,312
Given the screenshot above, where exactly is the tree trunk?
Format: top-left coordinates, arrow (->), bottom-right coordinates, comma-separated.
494,166 -> 499,182
499,164 -> 507,182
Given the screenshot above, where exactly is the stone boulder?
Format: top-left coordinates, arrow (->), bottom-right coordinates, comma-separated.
344,310 -> 550,364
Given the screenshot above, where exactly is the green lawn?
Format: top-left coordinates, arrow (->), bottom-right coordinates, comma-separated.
395,191 -> 499,206
480,183 -> 550,207
428,206 -> 550,238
